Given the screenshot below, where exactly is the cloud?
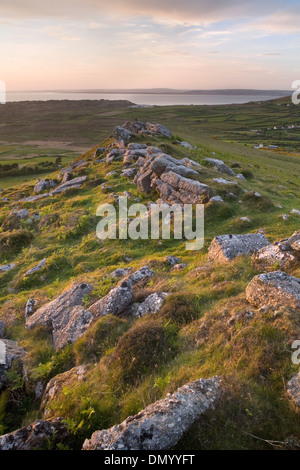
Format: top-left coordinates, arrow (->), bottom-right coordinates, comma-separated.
0,0 -> 291,25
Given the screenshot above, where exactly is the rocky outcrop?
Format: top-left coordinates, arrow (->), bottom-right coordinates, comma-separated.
0,263 -> 16,273
49,176 -> 87,196
209,233 -> 270,263
252,235 -> 300,272
204,158 -> 234,176
23,258 -> 47,277
0,340 -> 26,390
82,376 -> 221,450
289,231 -> 300,251
25,282 -> 94,349
42,366 -> 87,418
131,292 -> 168,318
0,418 -> 69,450
246,271 -> 300,310
34,179 -> 57,194
89,279 -> 133,317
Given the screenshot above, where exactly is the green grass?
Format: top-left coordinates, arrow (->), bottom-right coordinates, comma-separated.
0,97 -> 299,449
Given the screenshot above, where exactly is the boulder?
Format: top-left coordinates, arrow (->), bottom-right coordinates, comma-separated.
208,233 -> 270,263
89,280 -> 133,317
165,255 -> 183,266
0,418 -> 69,450
25,282 -> 94,349
246,271 -> 300,310
34,179 -> 57,194
109,267 -> 133,279
49,175 -> 87,196
131,292 -> 168,318
126,266 -> 155,286
114,126 -> 131,148
82,376 -> 221,450
289,231 -> 300,251
252,239 -> 299,271
0,263 -> 16,273
205,158 -> 234,176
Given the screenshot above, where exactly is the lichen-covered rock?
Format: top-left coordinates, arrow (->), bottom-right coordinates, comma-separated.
25,282 -> 94,349
23,258 -> 47,277
89,280 -> 133,317
131,292 -> 168,317
0,263 -> 16,273
252,239 -> 299,271
34,178 -> 57,194
82,376 -> 221,450
165,255 -> 183,266
49,176 -> 87,196
114,126 -> 131,148
289,231 -> 300,251
42,366 -> 87,418
126,266 -> 154,286
0,418 -> 69,450
246,271 -> 300,310
209,233 -> 270,263
204,158 -> 234,176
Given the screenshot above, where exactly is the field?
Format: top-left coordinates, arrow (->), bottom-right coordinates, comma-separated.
0,97 -> 299,450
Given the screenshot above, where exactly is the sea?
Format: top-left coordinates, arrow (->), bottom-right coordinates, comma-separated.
5,91 -> 289,106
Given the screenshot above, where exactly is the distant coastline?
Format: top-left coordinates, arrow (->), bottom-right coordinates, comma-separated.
10,88 -> 291,96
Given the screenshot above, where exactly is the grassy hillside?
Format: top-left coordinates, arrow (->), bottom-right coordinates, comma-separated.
0,98 -> 299,450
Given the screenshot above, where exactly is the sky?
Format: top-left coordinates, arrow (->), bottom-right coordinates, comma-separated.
0,0 -> 300,91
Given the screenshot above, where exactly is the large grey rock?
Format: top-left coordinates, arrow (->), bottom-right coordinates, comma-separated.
34,179 -> 57,194
145,122 -> 172,138
0,263 -> 16,273
205,158 -> 234,176
82,376 -> 221,450
252,239 -> 299,271
49,176 -> 87,196
209,233 -> 270,263
289,231 -> 300,251
246,271 -> 300,309
126,266 -> 154,285
0,340 -> 26,390
131,292 -> 168,318
89,280 -> 133,317
25,282 -> 94,349
0,418 -> 69,450
114,126 -> 131,148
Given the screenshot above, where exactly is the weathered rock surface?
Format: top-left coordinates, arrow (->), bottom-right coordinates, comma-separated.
0,418 -> 69,450
289,231 -> 300,251
0,339 -> 26,390
205,158 -> 234,176
0,263 -> 16,273
131,292 -> 168,318
24,258 -> 47,277
34,179 -> 57,194
252,237 -> 299,272
209,233 -> 270,263
287,372 -> 300,408
82,376 -> 221,450
89,280 -> 133,317
246,271 -> 300,310
42,366 -> 87,418
26,282 -> 94,349
0,321 -> 6,338
165,255 -> 183,266
49,176 -> 87,196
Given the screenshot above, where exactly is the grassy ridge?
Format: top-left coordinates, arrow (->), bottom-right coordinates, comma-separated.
0,98 -> 299,449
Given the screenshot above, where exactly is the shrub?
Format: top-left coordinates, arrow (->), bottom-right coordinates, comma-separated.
0,230 -> 34,256
111,320 -> 178,384
159,294 -> 199,326
74,315 -> 130,364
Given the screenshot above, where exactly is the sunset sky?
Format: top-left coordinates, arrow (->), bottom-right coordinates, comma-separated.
1,0 -> 300,91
